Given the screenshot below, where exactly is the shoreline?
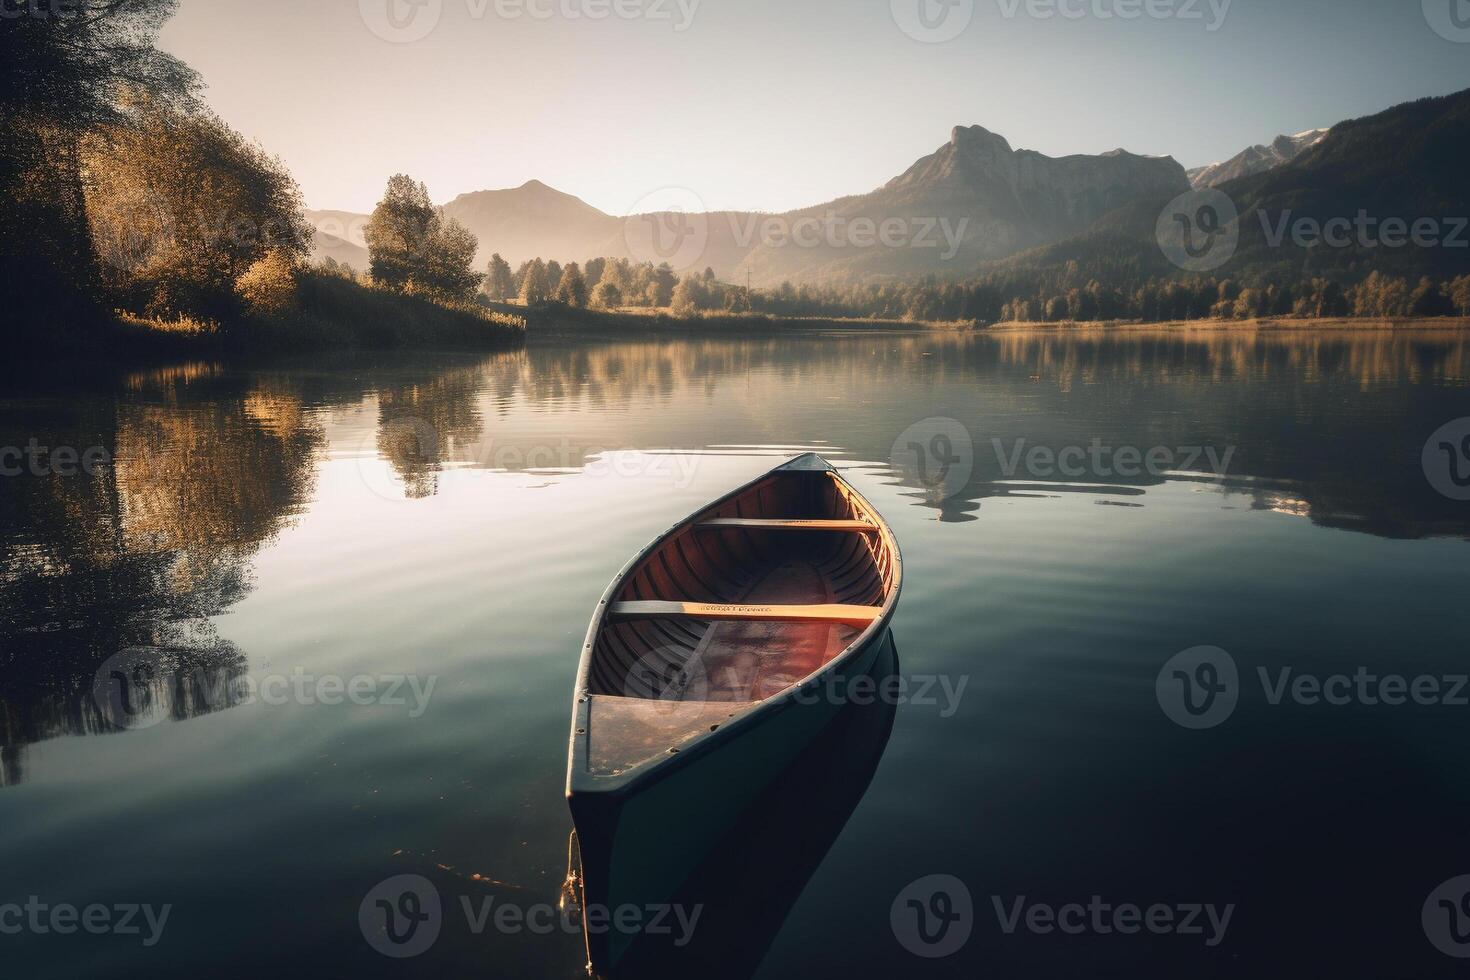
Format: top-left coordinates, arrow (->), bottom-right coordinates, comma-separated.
525,306 -> 1470,339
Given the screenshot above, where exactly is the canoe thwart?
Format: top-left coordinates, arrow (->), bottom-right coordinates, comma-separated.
695,518 -> 878,533
610,600 -> 882,628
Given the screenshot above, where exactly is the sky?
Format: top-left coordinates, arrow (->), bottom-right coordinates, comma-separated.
158,0 -> 1470,215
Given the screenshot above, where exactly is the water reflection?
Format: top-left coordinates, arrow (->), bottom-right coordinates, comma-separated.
1,366 -> 323,783
2,328 -> 1466,785
380,327 -> 1470,539
591,635 -> 899,979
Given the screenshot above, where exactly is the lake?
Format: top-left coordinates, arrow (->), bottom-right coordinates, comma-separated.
2,326 -> 1469,978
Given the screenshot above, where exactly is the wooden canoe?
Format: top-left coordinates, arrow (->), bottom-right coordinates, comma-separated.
565,453 -> 902,975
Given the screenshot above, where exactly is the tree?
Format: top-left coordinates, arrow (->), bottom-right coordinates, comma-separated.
671,275 -> 706,314
599,258 -> 630,295
628,263 -> 657,307
1409,277 -> 1451,317
546,259 -> 563,295
365,175 -> 437,291
3,0 -> 201,327
364,175 -> 482,301
653,262 -> 678,307
556,262 -> 588,308
235,248 -> 300,316
1451,276 -> 1470,317
591,280 -> 622,310
519,258 -> 549,305
422,216 -> 484,300
485,253 -> 514,301
584,257 -> 606,288
83,94 -> 311,319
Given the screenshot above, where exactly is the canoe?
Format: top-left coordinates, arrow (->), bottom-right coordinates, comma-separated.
600,635 -> 900,979
565,453 -> 902,975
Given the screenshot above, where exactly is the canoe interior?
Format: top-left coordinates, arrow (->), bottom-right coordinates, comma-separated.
587,468 -> 896,714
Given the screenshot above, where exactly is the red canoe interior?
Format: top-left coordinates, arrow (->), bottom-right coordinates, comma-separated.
588,470 -> 893,693
582,467 -> 898,774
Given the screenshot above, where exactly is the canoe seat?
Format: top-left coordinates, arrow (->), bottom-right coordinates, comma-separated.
609,601 -> 881,628
695,519 -> 877,533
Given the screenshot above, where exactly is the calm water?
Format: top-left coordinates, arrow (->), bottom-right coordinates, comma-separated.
2,327 -> 1469,978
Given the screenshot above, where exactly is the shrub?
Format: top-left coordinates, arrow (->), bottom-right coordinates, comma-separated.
235,248 -> 300,316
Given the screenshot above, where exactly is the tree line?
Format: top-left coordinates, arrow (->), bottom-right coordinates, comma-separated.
724,266 -> 1470,323
480,254 -> 717,311
463,247 -> 1470,323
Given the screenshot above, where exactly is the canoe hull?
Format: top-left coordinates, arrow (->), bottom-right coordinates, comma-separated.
570,628 -> 894,975
566,455 -> 902,976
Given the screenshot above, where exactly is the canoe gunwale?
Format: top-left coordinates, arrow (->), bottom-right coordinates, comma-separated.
565,453 -> 902,801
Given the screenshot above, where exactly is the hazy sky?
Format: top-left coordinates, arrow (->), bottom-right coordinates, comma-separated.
159,0 -> 1470,215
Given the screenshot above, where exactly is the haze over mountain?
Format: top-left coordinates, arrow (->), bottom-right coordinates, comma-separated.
1187,129 -> 1330,189
308,126 -> 1188,285
305,87 -> 1470,290
730,125 -> 1186,285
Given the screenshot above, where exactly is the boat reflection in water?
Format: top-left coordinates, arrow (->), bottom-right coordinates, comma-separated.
566,633 -> 899,979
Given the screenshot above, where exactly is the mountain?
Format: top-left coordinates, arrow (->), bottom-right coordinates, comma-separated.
1187,129 -> 1329,189
1001,87 -> 1470,283
306,128 -> 1188,285
310,231 -> 371,272
1220,91 -> 1470,278
306,210 -> 371,270
440,180 -> 619,268
732,125 -> 1188,284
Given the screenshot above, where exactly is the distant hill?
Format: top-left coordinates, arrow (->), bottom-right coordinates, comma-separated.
306,129 -> 1188,285
1188,129 -> 1328,189
440,180 -> 619,268
310,228 -> 371,272
999,87 -> 1470,284
732,125 -> 1187,284
1222,90 -> 1470,278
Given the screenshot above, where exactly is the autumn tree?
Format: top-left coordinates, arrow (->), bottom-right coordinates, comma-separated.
364,175 -> 483,301
83,94 -> 311,319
